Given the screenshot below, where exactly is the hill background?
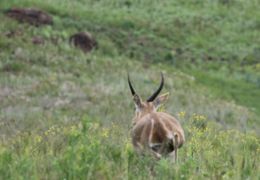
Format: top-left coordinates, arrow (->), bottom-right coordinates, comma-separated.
0,0 -> 259,179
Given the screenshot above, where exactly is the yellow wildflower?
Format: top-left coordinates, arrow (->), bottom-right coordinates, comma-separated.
101,128 -> 109,138
178,111 -> 186,118
35,135 -> 42,143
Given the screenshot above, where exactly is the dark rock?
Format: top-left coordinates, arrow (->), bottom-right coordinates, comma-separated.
4,29 -> 23,38
69,32 -> 97,53
32,36 -> 44,45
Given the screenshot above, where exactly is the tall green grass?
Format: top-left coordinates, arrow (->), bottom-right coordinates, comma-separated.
0,115 -> 259,179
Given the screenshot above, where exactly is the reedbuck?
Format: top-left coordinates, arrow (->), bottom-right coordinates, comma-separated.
128,73 -> 185,162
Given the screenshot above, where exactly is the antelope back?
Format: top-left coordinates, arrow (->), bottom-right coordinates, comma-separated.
131,112 -> 185,155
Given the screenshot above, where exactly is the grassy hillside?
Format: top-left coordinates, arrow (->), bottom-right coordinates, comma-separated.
0,0 -> 259,179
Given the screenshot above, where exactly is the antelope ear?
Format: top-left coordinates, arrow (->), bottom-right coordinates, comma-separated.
133,94 -> 143,110
153,92 -> 169,109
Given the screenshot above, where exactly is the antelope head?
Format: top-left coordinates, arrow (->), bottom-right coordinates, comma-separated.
128,73 -> 185,161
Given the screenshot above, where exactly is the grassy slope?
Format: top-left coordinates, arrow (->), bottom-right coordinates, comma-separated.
0,0 -> 259,179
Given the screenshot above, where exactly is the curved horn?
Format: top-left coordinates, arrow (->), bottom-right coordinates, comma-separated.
128,73 -> 136,96
147,72 -> 164,102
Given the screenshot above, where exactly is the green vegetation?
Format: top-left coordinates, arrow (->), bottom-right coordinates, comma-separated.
0,0 -> 259,179
0,115 -> 259,179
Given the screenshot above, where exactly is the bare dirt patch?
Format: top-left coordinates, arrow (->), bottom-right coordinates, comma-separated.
5,7 -> 53,26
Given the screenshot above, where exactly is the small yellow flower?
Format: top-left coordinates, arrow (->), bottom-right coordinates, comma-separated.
101,128 -> 109,138
124,140 -> 133,153
35,135 -> 42,143
44,130 -> 50,136
192,113 -> 206,121
199,115 -> 206,120
178,111 -> 186,118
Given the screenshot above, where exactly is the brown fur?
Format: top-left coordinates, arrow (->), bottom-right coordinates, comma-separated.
131,101 -> 185,161
128,74 -> 185,161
